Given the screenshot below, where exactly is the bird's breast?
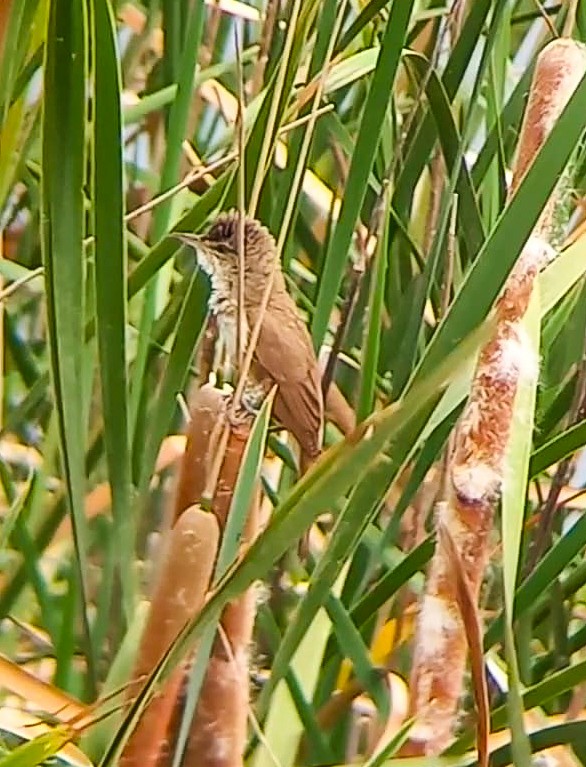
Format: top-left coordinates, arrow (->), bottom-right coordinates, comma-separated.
209,289 -> 249,362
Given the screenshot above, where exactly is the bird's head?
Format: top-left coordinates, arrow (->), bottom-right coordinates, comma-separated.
174,210 -> 277,282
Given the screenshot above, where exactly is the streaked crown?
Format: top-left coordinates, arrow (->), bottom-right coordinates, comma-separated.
200,210 -> 277,268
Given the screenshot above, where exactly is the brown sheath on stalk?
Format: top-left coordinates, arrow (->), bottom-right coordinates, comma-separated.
176,211 -> 324,474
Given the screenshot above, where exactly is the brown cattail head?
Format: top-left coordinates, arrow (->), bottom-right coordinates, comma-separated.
512,39 -> 586,245
404,37 -> 586,758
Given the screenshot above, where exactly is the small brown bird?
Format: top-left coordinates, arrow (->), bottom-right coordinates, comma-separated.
176,210 -> 324,471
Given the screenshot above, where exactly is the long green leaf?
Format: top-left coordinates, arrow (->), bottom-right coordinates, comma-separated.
92,0 -> 134,619
41,0 -> 95,692
311,0 -> 415,348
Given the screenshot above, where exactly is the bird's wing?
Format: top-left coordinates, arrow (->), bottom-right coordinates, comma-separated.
252,302 -> 324,459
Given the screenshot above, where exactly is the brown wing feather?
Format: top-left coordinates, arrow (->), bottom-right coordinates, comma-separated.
251,300 -> 323,459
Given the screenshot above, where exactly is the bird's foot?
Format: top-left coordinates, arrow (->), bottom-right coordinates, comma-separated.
225,395 -> 256,429
240,398 -> 261,419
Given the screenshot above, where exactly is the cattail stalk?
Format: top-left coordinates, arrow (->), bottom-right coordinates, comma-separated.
404,39 -> 586,755
182,388 -> 260,767
162,383 -> 259,767
121,383 -> 259,767
119,507 -> 220,767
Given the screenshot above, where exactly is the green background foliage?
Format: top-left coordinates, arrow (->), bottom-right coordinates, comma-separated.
1,0 -> 586,765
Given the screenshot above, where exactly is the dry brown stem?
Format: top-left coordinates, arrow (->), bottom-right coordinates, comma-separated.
404,39 -> 586,756
250,0 -> 279,97
0,0 -> 13,63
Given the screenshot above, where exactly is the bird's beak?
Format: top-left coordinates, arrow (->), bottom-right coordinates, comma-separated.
173,232 -> 215,275
173,232 -> 202,250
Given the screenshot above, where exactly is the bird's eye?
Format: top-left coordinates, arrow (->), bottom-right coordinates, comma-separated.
215,241 -> 237,257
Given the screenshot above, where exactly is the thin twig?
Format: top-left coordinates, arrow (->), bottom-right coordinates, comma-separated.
248,0 -> 302,216
278,103 -> 334,135
442,194 -> 458,318
125,152 -> 237,224
0,266 -> 44,302
235,26 -> 246,372
556,486 -> 586,508
533,0 -> 560,39
250,0 -> 279,97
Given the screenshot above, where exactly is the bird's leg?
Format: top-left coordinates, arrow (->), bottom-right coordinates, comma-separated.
225,395 -> 253,429
238,397 -> 261,419
228,381 -> 268,425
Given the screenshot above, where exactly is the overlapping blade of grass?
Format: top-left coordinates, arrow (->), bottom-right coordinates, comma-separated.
485,498 -> 586,648
257,385 -> 454,719
0,0 -> 38,125
0,467 -> 33,550
405,51 -> 484,256
471,64 -> 534,187
346,536 -> 434,631
325,592 -> 388,709
41,0 -> 95,692
253,566 -> 349,767
136,270 -> 208,495
81,601 -> 150,761
99,316 -> 492,765
233,0 -> 322,220
357,185 -> 389,422
255,457 -> 395,723
311,0 -> 415,349
502,287 -> 540,616
92,0 -> 134,619
129,0 -> 206,468
0,466 -> 56,639
390,180 -> 454,396
122,51 -> 260,126
0,727 -> 78,767
539,236 -> 586,313
500,289 -> 541,767
0,435 -> 104,619
254,605 -> 332,761
390,0 -> 501,225
409,70 -> 586,388
451,657 -> 586,752
0,0 -> 44,211
530,419 -> 586,477
152,2 -> 206,242
270,0 -> 345,242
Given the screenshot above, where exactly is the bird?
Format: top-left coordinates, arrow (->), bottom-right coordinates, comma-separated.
175,210 -> 324,473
